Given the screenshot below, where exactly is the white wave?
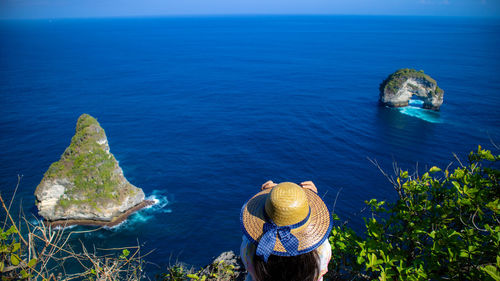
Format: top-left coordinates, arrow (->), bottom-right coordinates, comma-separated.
398,106 -> 442,123
52,224 -> 78,230
105,190 -> 171,230
145,189 -> 171,213
108,213 -> 152,231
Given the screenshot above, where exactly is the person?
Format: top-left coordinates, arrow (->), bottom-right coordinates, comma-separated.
240,180 -> 332,281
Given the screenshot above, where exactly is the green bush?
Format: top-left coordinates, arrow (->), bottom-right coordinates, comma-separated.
156,260 -> 237,281
328,146 -> 500,281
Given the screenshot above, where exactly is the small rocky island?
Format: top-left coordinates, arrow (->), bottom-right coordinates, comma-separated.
35,114 -> 153,227
379,68 -> 444,110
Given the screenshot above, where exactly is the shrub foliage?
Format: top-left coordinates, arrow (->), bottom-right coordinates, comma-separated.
156,260 -> 238,281
0,189 -> 146,281
328,146 -> 500,281
2,146 -> 499,281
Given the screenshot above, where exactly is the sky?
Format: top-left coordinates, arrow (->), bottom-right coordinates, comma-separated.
0,0 -> 499,19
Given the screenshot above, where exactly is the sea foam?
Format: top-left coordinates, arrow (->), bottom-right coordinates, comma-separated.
108,190 -> 171,230
398,101 -> 442,123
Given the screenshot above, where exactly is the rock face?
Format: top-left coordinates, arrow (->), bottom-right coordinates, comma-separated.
379,69 -> 444,110
201,251 -> 246,281
35,114 -> 145,222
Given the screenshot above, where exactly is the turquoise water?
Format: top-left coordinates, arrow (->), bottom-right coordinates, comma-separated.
0,16 -> 499,272
398,100 -> 442,123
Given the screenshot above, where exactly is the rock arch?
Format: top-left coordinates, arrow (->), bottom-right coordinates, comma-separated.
379,69 -> 444,111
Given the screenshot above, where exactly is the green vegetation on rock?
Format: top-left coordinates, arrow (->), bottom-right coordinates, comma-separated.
327,146 -> 500,281
157,260 -> 239,281
37,114 -> 137,212
379,68 -> 443,97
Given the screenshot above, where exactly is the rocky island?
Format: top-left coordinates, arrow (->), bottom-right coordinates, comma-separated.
35,114 -> 153,227
379,68 -> 444,110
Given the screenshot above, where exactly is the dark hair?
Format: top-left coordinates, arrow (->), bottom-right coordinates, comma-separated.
253,250 -> 320,281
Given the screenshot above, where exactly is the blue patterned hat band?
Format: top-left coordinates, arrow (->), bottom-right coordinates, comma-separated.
256,207 -> 311,262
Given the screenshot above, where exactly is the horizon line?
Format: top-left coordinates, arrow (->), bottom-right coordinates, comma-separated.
1,13 -> 499,21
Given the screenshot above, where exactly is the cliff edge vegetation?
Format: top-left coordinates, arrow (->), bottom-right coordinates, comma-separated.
2,145 -> 498,280
379,68 -> 444,110
34,114 -> 148,224
327,145 -> 500,281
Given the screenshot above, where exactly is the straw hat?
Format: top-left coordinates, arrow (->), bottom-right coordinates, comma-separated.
240,182 -> 332,262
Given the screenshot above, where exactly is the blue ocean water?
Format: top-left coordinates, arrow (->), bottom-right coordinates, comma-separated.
1,16 -> 499,272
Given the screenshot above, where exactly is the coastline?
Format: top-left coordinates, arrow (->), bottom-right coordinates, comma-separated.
43,200 -> 155,228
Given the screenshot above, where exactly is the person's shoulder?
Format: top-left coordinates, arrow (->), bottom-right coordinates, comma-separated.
317,238 -> 331,253
317,239 -> 332,267
317,239 -> 332,280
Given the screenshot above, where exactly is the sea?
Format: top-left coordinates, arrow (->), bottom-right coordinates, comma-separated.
1,15 -> 499,275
